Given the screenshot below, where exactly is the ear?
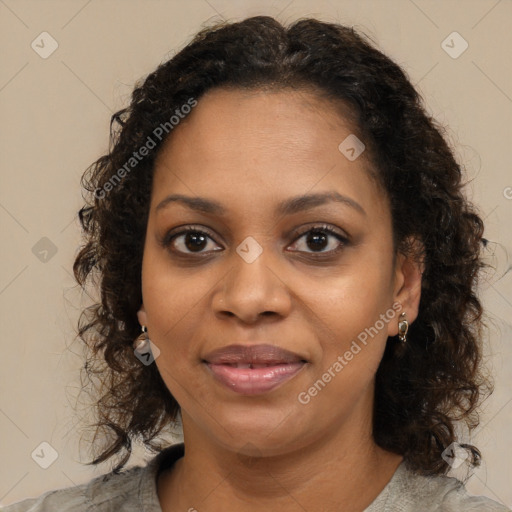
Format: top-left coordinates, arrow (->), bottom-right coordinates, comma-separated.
137,303 -> 148,327
387,237 -> 424,337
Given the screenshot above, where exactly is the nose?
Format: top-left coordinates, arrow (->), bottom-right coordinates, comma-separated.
212,245 -> 292,324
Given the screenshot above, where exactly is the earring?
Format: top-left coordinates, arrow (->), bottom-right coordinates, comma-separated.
133,325 -> 149,351
398,312 -> 408,343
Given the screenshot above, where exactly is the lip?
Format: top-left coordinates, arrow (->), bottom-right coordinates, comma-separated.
203,344 -> 307,395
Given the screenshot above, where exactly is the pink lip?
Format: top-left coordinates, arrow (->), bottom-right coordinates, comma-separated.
203,344 -> 307,395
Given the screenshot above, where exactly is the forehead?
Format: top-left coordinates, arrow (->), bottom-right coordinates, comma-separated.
157,87 -> 357,163
151,87 -> 387,220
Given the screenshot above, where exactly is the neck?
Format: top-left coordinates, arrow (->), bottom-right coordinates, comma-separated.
158,410 -> 403,511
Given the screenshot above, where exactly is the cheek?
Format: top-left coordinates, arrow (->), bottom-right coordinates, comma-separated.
302,291 -> 392,420
142,244 -> 204,325
143,274 -> 207,404
310,264 -> 394,378
317,264 -> 392,333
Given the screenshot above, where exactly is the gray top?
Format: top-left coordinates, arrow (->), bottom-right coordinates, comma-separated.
2,443 -> 509,511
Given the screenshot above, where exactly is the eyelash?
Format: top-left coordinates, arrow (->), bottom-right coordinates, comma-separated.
161,224 -> 349,259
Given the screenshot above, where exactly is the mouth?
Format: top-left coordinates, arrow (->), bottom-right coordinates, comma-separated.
203,344 -> 308,395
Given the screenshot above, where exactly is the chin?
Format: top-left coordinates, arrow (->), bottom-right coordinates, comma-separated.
206,406 -> 313,456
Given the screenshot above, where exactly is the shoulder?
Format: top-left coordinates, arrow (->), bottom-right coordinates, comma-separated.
367,462 -> 510,512
2,465 -> 146,512
384,464 -> 510,512
436,477 -> 510,512
2,443 -> 185,512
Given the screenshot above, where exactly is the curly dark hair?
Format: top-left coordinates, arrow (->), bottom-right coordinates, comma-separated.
73,15 -> 492,475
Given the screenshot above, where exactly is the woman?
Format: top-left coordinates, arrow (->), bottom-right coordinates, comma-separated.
5,15 -> 509,512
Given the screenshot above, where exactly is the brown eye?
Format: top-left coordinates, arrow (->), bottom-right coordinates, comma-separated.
162,223 -> 348,259
163,226 -> 222,255
288,225 -> 348,255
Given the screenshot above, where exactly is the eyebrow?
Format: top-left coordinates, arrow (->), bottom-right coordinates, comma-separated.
155,191 -> 366,217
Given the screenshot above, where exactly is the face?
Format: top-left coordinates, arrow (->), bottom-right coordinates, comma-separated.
138,87 -> 421,457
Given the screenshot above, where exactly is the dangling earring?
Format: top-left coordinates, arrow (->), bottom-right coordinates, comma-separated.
133,325 -> 149,351
398,312 -> 408,343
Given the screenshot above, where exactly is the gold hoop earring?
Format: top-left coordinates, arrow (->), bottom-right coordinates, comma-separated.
398,312 -> 408,343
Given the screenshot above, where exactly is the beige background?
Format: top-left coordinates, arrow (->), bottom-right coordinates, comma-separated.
1,0 -> 511,508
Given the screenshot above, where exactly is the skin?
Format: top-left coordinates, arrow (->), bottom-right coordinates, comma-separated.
137,87 -> 423,511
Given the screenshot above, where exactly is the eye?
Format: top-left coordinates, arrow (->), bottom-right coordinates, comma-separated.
162,224 -> 349,257
288,224 -> 348,256
162,225 -> 222,255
